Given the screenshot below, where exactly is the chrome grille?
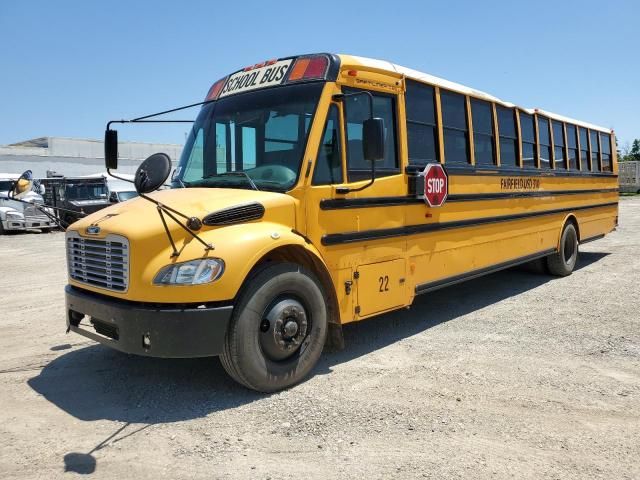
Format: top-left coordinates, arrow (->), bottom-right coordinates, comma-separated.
24,204 -> 39,217
66,231 -> 129,292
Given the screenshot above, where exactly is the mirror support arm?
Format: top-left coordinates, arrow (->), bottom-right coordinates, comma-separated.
139,193 -> 213,255
105,118 -> 194,184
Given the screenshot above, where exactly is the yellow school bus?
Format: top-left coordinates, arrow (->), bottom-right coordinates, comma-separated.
65,53 -> 618,392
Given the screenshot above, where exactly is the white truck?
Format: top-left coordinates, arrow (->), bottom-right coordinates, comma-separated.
619,161 -> 640,194
0,173 -> 56,234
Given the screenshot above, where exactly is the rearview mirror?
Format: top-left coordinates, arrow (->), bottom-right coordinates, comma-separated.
134,153 -> 172,194
105,129 -> 118,170
11,170 -> 34,199
363,118 -> 385,162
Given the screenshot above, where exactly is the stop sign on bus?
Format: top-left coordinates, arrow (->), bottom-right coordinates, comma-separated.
422,163 -> 448,207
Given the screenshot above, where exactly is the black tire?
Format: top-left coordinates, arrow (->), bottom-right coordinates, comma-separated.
547,222 -> 579,276
220,262 -> 328,392
61,214 -> 74,229
0,220 -> 5,235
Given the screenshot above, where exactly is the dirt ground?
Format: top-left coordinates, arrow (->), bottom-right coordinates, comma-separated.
0,197 -> 638,480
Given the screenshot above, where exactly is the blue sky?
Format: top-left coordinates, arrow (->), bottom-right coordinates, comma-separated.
0,0 -> 638,150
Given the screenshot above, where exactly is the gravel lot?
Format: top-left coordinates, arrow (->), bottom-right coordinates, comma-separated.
1,197 -> 638,480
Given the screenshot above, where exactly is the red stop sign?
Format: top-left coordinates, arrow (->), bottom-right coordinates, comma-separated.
423,163 -> 448,207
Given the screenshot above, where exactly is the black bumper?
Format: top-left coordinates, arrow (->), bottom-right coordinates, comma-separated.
65,285 -> 233,358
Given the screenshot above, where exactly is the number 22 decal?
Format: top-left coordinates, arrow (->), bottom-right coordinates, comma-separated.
378,275 -> 389,292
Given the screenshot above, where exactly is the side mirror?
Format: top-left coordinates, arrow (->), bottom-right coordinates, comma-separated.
363,117 -> 385,162
11,170 -> 34,199
105,129 -> 118,170
134,153 -> 172,194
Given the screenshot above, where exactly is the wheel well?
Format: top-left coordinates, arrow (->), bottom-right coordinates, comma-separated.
244,245 -> 340,324
565,215 -> 581,242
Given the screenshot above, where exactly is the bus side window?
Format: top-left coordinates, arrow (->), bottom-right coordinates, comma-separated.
471,99 -> 495,165
440,90 -> 469,164
520,112 -> 537,168
566,124 -> 578,170
590,130 -> 601,171
600,133 -> 612,172
312,105 -> 343,185
578,127 -> 589,171
406,80 -> 439,166
537,116 -> 551,169
552,120 -> 566,169
345,90 -> 398,181
497,106 -> 518,168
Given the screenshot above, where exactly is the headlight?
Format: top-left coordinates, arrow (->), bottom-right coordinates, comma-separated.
153,258 -> 225,285
6,211 -> 24,219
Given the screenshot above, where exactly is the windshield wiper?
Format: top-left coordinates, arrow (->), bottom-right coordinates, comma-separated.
203,172 -> 259,191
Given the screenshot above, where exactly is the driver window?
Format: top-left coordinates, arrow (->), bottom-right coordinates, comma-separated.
345,90 -> 398,182
312,105 -> 343,185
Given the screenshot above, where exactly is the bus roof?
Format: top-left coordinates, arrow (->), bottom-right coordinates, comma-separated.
338,54 -> 612,134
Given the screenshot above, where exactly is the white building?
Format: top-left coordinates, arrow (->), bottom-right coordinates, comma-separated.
0,137 -> 183,178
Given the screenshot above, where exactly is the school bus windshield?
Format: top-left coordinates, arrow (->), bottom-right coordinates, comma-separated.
175,82 -> 323,192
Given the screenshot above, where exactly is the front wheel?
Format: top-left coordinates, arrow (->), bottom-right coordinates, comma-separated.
220,262 -> 328,392
547,222 -> 579,276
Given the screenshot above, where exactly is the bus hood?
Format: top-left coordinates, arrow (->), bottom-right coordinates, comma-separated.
70,188 -> 296,241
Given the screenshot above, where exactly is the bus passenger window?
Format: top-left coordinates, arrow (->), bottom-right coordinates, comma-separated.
566,124 -> 578,170
538,116 -> 551,169
312,105 -> 343,185
578,127 -> 589,170
600,133 -> 612,172
440,90 -> 469,164
471,99 -> 495,165
552,121 -> 566,169
590,130 -> 600,171
520,112 -> 537,168
345,90 -> 398,181
497,106 -> 517,167
406,80 -> 439,165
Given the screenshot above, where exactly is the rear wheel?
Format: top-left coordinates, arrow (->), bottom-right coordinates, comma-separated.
547,222 -> 578,276
220,262 -> 328,392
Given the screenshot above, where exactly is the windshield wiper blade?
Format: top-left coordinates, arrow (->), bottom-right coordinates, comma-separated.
204,172 -> 259,191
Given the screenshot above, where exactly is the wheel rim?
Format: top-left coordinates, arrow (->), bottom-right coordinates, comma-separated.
259,297 -> 309,362
563,228 -> 578,266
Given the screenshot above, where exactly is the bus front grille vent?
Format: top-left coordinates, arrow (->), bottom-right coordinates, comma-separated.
66,231 -> 129,292
203,202 -> 265,226
91,318 -> 119,340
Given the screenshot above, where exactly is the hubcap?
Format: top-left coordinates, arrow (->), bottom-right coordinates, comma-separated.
259,298 -> 309,361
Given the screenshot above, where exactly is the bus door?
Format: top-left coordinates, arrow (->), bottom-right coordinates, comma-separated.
306,87 -> 408,321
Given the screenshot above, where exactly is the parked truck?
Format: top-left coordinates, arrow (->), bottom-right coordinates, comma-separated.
0,173 -> 56,234
40,175 -> 111,227
619,161 -> 640,193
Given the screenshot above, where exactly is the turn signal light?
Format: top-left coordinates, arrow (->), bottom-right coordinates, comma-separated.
205,77 -> 227,101
288,56 -> 329,82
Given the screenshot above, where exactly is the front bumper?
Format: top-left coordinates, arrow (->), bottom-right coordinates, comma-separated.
65,285 -> 233,358
25,217 -> 55,229
2,218 -> 55,231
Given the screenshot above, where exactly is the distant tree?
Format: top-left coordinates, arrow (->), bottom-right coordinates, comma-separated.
630,139 -> 640,161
